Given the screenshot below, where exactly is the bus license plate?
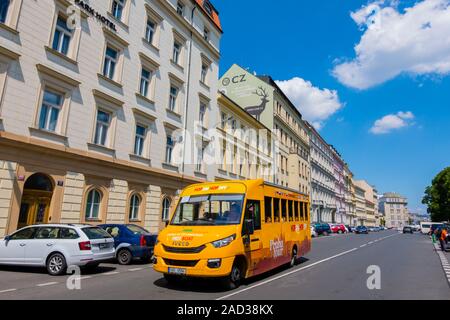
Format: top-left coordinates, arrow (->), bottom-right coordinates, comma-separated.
168,268 -> 186,275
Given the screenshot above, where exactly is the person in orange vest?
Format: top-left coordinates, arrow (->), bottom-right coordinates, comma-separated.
439,227 -> 448,252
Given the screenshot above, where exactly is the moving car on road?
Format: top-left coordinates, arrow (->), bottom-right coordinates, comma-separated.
420,222 -> 443,235
355,226 -> 369,234
0,224 -> 115,275
153,179 -> 312,289
99,224 -> 157,265
403,226 -> 414,234
314,223 -> 332,236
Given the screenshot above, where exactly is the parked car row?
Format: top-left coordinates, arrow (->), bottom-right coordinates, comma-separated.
0,223 -> 157,276
311,223 -> 388,237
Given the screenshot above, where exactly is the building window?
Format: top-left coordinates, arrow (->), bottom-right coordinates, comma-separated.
0,0 -> 9,24
112,0 -> 125,21
38,90 -> 63,132
162,197 -> 171,221
169,86 -> 178,112
85,189 -> 102,220
145,19 -> 156,44
103,46 -> 118,80
52,15 -> 73,56
176,1 -> 184,16
196,145 -> 204,172
203,27 -> 209,41
172,41 -> 181,65
94,110 -> 111,146
201,63 -> 208,84
134,124 -> 146,156
165,135 -> 174,163
221,112 -> 226,129
199,103 -> 206,126
139,68 -> 151,98
129,194 -> 141,221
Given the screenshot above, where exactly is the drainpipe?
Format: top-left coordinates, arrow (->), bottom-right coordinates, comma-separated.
181,5 -> 197,177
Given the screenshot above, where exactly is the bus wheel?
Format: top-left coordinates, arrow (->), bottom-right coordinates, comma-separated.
290,247 -> 298,268
223,261 -> 243,290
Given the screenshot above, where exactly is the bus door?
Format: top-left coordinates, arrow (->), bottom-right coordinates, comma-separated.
243,199 -> 263,270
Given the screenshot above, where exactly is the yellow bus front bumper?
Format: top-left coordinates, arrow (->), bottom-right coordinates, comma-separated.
153,256 -> 235,278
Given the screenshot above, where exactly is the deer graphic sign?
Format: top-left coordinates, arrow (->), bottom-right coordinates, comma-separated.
245,86 -> 269,121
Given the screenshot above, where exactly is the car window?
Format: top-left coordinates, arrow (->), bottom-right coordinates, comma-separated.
108,226 -> 121,238
35,227 -> 59,239
10,227 -> 37,240
126,225 -> 149,235
82,227 -> 112,239
59,228 -> 79,240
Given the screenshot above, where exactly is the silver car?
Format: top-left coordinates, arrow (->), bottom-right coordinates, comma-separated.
0,224 -> 115,275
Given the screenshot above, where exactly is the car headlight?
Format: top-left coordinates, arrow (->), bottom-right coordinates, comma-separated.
212,234 -> 236,248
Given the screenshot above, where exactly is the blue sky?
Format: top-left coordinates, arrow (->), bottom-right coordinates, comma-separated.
213,0 -> 450,214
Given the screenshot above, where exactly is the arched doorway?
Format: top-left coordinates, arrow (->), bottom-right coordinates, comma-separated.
18,173 -> 54,229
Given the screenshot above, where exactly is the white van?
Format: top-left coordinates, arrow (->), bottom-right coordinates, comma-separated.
420,222 -> 443,235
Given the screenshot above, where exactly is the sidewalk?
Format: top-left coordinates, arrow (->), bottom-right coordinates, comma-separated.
432,241 -> 450,286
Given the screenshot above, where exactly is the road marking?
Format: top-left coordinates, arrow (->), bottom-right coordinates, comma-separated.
128,268 -> 143,272
0,289 -> 17,294
368,242 -> 374,245
216,247 -> 358,301
360,244 -> 367,248
80,276 -> 92,280
36,282 -> 58,287
103,271 -> 119,276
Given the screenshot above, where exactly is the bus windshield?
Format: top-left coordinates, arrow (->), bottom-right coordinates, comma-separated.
170,194 -> 245,226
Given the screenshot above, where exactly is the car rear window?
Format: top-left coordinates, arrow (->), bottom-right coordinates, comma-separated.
127,225 -> 149,235
82,227 -> 112,239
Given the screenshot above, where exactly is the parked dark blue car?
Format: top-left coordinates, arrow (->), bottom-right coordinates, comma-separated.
99,224 -> 157,265
355,226 -> 369,234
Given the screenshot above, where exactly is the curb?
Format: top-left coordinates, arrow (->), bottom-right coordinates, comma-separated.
433,242 -> 450,286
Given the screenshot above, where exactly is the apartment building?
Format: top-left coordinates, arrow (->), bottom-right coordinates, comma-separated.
379,193 -> 409,228
343,163 -> 357,226
353,180 -> 377,227
0,0 -> 222,236
330,146 -> 347,224
219,64 -> 311,195
305,121 -> 335,223
215,93 -> 274,183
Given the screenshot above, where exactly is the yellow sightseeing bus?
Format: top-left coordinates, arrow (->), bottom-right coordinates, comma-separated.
153,179 -> 311,288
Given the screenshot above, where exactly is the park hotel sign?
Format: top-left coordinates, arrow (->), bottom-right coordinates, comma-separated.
74,0 -> 117,31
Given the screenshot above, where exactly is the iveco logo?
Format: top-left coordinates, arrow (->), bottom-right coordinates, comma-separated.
172,241 -> 190,247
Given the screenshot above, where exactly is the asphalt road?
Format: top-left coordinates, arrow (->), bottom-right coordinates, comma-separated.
0,230 -> 449,300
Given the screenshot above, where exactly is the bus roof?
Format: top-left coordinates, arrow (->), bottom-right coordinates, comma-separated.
183,179 -> 309,197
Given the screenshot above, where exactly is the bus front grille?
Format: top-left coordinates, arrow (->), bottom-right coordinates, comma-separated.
163,245 -> 206,254
163,259 -> 199,267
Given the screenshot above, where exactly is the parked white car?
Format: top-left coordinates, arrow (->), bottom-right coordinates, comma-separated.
311,225 -> 318,238
0,224 -> 115,275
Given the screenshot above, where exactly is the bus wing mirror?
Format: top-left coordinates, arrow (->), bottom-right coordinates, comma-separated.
165,221 -> 169,227
245,219 -> 255,236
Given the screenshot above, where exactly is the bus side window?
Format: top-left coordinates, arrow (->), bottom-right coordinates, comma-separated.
274,198 -> 280,223
300,202 -> 305,221
264,197 -> 272,223
288,200 -> 293,222
294,201 -> 299,221
245,200 -> 261,231
306,203 -> 310,221
281,199 -> 287,222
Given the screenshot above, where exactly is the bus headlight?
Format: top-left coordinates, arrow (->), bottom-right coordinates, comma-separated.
212,234 -> 236,248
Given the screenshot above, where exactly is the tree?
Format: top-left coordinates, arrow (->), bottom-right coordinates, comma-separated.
422,167 -> 450,222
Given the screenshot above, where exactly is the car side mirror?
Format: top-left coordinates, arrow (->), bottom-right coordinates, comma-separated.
165,220 -> 169,227
245,219 -> 255,236
4,235 -> 11,242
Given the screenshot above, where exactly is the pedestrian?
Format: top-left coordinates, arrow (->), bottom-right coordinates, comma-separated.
440,227 -> 448,252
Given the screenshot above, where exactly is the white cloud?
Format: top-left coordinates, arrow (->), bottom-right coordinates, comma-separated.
370,111 -> 415,134
333,0 -> 450,89
275,77 -> 343,129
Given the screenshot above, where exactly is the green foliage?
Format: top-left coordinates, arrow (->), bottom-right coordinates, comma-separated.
422,167 -> 450,222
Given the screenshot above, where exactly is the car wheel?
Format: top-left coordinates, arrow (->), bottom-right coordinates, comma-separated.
117,249 -> 133,265
323,231 -> 328,236
46,253 -> 67,276
290,247 -> 298,268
